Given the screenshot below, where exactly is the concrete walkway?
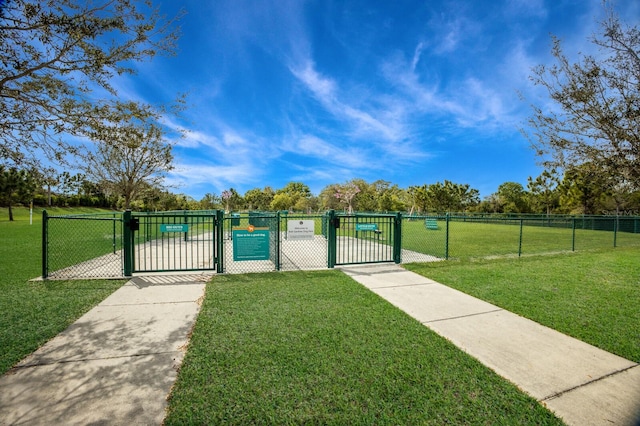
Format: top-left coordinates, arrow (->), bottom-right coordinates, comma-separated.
1,265 -> 639,425
339,263 -> 640,426
0,274 -> 210,425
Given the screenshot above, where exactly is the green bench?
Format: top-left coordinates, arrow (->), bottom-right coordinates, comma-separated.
425,218 -> 439,230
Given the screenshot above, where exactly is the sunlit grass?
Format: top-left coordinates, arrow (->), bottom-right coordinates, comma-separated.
165,271 -> 563,425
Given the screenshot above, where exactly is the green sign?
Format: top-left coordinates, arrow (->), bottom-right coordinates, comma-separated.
356,223 -> 378,231
233,229 -> 270,261
161,224 -> 189,233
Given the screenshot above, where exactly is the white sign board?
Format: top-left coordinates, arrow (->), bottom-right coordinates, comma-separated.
287,220 -> 315,240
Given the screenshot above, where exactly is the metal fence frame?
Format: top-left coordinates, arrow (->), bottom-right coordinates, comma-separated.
42,210 -> 640,279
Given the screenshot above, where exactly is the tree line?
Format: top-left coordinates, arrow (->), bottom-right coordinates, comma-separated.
3,165 -> 639,221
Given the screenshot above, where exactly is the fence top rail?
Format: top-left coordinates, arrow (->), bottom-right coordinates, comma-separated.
46,212 -> 123,220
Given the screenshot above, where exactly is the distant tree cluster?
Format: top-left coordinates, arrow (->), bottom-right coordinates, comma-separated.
3,167 -> 640,221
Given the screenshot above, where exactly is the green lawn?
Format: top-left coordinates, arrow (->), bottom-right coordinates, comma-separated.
405,248 -> 640,362
165,271 -> 563,425
0,207 -> 125,374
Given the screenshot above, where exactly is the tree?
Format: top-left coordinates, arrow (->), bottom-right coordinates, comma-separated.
273,182 -> 311,211
244,187 -> 274,210
527,170 -> 560,215
221,188 -> 242,212
496,182 -> 529,213
423,181 -> 479,213
83,123 -> 173,209
524,7 -> 640,189
0,0 -> 182,166
0,166 -> 35,220
333,181 -> 360,214
558,163 -> 611,214
199,193 -> 221,210
407,185 -> 429,214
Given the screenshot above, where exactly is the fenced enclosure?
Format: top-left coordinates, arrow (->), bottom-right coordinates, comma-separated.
42,210 -> 640,279
401,214 -> 640,262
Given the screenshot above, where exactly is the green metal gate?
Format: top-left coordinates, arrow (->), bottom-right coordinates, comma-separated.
327,211 -> 402,266
124,210 -> 223,274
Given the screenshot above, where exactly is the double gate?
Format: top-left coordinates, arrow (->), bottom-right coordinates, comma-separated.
125,210 -> 401,275
43,210 -> 403,279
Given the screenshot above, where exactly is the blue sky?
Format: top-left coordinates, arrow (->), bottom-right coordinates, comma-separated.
117,0 -> 638,200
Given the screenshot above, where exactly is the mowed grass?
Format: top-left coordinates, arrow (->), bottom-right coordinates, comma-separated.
402,219 -> 640,260
165,271 -> 563,425
0,207 -> 125,374
405,248 -> 640,362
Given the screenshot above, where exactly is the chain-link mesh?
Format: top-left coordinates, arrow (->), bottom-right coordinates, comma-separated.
221,212 -> 329,273
401,214 -> 640,262
44,211 -> 640,279
45,212 -> 124,279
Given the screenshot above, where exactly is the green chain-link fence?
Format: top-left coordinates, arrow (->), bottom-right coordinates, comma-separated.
401,214 -> 640,261
43,211 -> 640,278
43,211 -> 124,279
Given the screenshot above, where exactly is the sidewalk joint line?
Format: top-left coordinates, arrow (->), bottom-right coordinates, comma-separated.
424,308 -> 503,323
100,300 -> 199,307
540,364 -> 639,402
371,282 -> 438,289
11,351 -> 181,370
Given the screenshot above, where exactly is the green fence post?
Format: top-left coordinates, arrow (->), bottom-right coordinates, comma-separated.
216,209 -> 225,273
42,210 -> 48,279
518,219 -> 523,257
393,212 -> 402,263
275,211 -> 281,271
327,210 -> 336,268
445,213 -> 450,260
123,210 -> 133,277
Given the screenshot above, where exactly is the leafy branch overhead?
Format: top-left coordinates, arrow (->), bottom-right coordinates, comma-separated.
524,6 -> 640,189
0,0 -> 183,165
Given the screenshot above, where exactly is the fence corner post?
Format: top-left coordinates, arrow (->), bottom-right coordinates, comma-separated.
327,210 -> 336,268
42,210 -> 48,279
215,209 -> 225,273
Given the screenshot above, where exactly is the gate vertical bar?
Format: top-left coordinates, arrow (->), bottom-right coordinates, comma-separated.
42,210 -> 48,279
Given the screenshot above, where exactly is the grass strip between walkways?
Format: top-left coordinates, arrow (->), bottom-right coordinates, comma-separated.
0,208 -> 126,374
405,248 -> 640,363
165,270 -> 563,425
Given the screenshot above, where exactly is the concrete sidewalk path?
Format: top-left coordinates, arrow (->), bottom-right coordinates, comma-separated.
339,263 -> 640,426
0,274 -> 210,426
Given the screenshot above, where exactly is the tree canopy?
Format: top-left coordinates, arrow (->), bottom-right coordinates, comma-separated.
525,7 -> 640,189
0,0 -> 181,166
